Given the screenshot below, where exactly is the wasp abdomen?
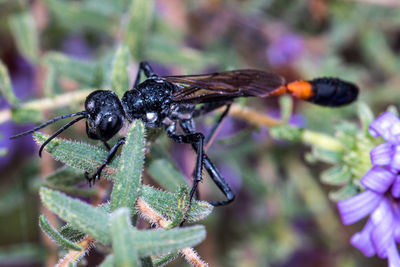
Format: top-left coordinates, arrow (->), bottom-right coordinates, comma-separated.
308,78 -> 359,107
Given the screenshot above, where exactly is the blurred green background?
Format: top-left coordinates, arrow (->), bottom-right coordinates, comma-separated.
0,0 -> 399,266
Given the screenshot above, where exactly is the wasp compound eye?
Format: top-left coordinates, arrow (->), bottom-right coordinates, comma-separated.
97,113 -> 124,141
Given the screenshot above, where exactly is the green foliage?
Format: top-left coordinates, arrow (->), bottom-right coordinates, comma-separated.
38,215 -> 82,251
3,1 -> 399,266
125,0 -> 154,60
110,208 -> 140,267
147,159 -> 188,192
110,120 -> 145,212
8,12 -> 39,63
34,132 -> 119,180
40,187 -> 111,243
272,103 -> 381,201
44,52 -> 103,88
0,60 -> 18,105
33,115 -> 209,265
111,44 -> 131,98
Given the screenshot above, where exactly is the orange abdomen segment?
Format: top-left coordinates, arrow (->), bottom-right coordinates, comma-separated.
286,80 -> 314,100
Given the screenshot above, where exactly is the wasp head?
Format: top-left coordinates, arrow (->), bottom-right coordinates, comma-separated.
85,90 -> 125,141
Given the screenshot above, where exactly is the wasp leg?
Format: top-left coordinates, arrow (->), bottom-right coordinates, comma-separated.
166,123 -> 204,197
133,61 -> 157,89
103,141 -> 111,151
85,137 -> 126,185
192,103 -> 231,149
180,120 -> 235,206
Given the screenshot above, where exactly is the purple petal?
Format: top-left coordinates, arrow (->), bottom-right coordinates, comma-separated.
391,176 -> 400,198
387,240 -> 400,267
369,112 -> 400,142
370,142 -> 393,166
370,199 -> 395,258
350,219 -> 376,257
390,123 -> 400,144
391,203 -> 400,243
391,146 -> 400,170
361,166 -> 396,193
337,190 -> 382,225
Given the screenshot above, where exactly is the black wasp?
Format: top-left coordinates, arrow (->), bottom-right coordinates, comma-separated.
11,62 -> 359,206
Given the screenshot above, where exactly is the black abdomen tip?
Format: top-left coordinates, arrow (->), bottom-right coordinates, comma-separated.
309,78 -> 359,107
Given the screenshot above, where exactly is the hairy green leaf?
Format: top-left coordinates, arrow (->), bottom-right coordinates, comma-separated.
111,44 -> 131,98
59,224 -> 86,243
153,252 -> 178,266
34,132 -> 119,180
110,208 -> 140,267
111,120 -> 145,212
358,102 -> 374,135
125,0 -> 154,60
320,165 -> 351,186
0,60 -> 18,105
329,184 -> 358,202
148,159 -> 188,192
11,107 -> 43,124
133,225 -> 206,257
269,125 -> 303,142
39,215 -> 82,251
45,166 -> 84,187
8,12 -> 39,63
44,66 -> 56,97
45,0 -> 115,33
44,52 -> 101,87
39,187 -> 111,243
141,186 -> 213,223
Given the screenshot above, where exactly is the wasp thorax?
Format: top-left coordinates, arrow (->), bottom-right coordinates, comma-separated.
121,90 -> 146,120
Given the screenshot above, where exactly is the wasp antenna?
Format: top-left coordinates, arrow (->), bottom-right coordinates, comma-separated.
10,111 -> 88,139
38,115 -> 86,157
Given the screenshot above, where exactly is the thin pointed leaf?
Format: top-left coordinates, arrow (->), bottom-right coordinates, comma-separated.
320,165 -> 351,186
358,102 -> 374,135
125,0 -> 154,60
59,203 -> 111,242
110,120 -> 145,212
44,52 -> 102,86
0,60 -> 18,105
111,44 -> 131,98
148,159 -> 188,192
59,225 -> 86,243
34,132 -> 119,180
329,184 -> 358,202
269,125 -> 303,142
45,166 -> 84,187
310,147 -> 342,164
45,0 -> 115,33
44,66 -> 56,97
279,95 -> 293,123
39,187 -> 111,244
141,186 -> 212,223
133,225 -> 206,257
110,208 -> 140,267
39,215 -> 82,251
153,252 -> 178,266
8,12 -> 39,63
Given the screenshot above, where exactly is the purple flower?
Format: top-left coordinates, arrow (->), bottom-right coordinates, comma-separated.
266,33 -> 304,67
337,111 -> 400,266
